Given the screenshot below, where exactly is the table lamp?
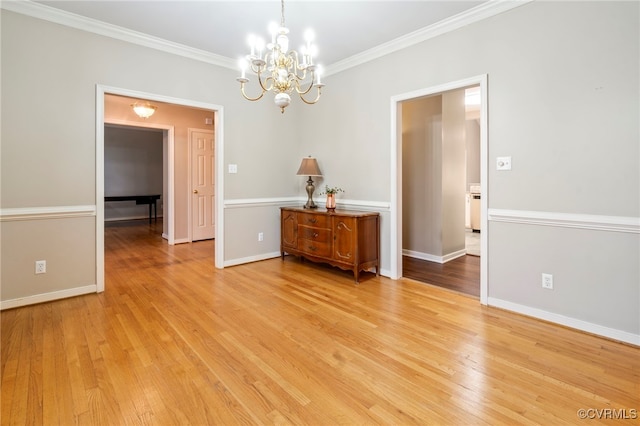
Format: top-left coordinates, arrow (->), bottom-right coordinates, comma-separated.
296,156 -> 322,209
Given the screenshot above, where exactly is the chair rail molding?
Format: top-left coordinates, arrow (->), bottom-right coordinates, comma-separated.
0,205 -> 96,222
488,209 -> 640,234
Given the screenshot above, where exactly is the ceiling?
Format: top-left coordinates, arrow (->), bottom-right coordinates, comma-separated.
33,0 -> 487,69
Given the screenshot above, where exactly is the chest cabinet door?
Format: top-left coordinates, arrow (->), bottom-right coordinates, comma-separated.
281,210 -> 297,249
333,217 -> 356,262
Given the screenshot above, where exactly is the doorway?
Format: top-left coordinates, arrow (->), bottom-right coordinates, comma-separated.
95,85 -> 225,293
104,123 -> 168,235
390,75 -> 488,304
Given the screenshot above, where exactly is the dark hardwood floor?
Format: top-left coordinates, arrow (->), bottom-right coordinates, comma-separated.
403,255 -> 480,297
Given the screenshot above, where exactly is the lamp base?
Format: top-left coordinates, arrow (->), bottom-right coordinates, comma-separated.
304,177 -> 317,209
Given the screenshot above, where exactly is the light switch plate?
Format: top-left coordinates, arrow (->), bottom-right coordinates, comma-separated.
496,156 -> 512,171
228,164 -> 238,174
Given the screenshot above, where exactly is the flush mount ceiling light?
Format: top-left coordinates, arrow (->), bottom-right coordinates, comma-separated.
131,101 -> 157,119
236,0 -> 324,113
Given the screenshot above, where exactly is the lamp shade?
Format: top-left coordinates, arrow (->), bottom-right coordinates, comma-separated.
296,157 -> 322,176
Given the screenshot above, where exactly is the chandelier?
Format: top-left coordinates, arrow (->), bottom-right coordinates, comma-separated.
237,0 -> 324,113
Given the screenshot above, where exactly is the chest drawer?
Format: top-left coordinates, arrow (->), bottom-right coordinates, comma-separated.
297,212 -> 330,228
297,240 -> 331,258
298,225 -> 331,243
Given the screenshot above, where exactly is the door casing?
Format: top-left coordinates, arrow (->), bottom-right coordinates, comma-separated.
96,84 -> 225,293
389,74 -> 488,304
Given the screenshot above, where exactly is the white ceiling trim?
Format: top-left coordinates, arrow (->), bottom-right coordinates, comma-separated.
325,0 -> 533,76
1,0 -> 236,69
2,0 -> 533,76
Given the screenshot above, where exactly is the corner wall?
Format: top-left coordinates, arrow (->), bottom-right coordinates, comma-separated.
297,1 -> 639,343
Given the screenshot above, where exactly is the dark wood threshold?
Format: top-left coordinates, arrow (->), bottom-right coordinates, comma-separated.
403,255 -> 480,297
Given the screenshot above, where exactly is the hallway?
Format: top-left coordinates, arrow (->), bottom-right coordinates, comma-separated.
402,254 -> 480,297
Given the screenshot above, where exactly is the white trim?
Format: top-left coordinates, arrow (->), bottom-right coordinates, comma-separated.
226,253 -> 392,280
488,297 -> 640,347
224,197 -> 301,208
96,88 -> 105,292
104,215 -> 163,223
403,249 -> 466,264
223,197 -> 390,211
224,252 -> 282,268
0,205 -> 95,221
390,74 -> 489,305
2,0 -> 531,77
488,209 -> 640,234
1,0 -> 235,70
338,199 -> 390,211
326,0 -> 533,76
214,109 -> 225,269
0,285 -> 97,310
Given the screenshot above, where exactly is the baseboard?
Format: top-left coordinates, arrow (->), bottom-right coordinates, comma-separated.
1,285 -> 97,310
403,249 -> 466,264
105,215 -> 163,222
487,297 -> 640,346
228,253 -> 392,280
224,251 -> 282,267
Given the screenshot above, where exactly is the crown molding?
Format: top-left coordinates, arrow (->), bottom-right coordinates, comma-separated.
325,0 -> 534,76
2,0 -> 533,76
0,0 -> 236,69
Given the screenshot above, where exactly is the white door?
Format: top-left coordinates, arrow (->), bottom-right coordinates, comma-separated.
191,130 -> 215,241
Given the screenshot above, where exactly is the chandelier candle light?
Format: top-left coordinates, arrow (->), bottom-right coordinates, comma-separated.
237,0 -> 324,113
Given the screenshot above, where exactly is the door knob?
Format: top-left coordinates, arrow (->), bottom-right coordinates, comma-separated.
193,189 -> 198,194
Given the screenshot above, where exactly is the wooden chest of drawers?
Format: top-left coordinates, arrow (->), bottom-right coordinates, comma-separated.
280,207 -> 380,282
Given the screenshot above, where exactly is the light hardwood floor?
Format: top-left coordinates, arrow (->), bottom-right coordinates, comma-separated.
2,219 -> 638,424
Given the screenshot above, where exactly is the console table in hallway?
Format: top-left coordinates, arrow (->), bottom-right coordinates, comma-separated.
105,195 -> 161,223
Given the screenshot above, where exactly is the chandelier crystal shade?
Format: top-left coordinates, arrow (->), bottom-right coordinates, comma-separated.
237,0 -> 324,113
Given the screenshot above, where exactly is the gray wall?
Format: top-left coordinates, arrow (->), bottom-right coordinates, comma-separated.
1,2 -> 638,342
401,90 -> 467,260
104,126 -> 163,221
0,8 -> 299,302
441,90 -> 466,257
297,1 -> 639,340
466,119 -> 480,190
402,95 -> 442,257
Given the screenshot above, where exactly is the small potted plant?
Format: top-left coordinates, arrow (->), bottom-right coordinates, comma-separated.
320,186 -> 344,210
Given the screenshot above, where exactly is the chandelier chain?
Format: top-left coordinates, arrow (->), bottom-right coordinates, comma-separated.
280,0 -> 285,27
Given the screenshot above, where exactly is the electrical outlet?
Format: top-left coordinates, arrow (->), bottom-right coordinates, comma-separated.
258,232 -> 264,242
542,273 -> 553,289
35,260 -> 46,274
